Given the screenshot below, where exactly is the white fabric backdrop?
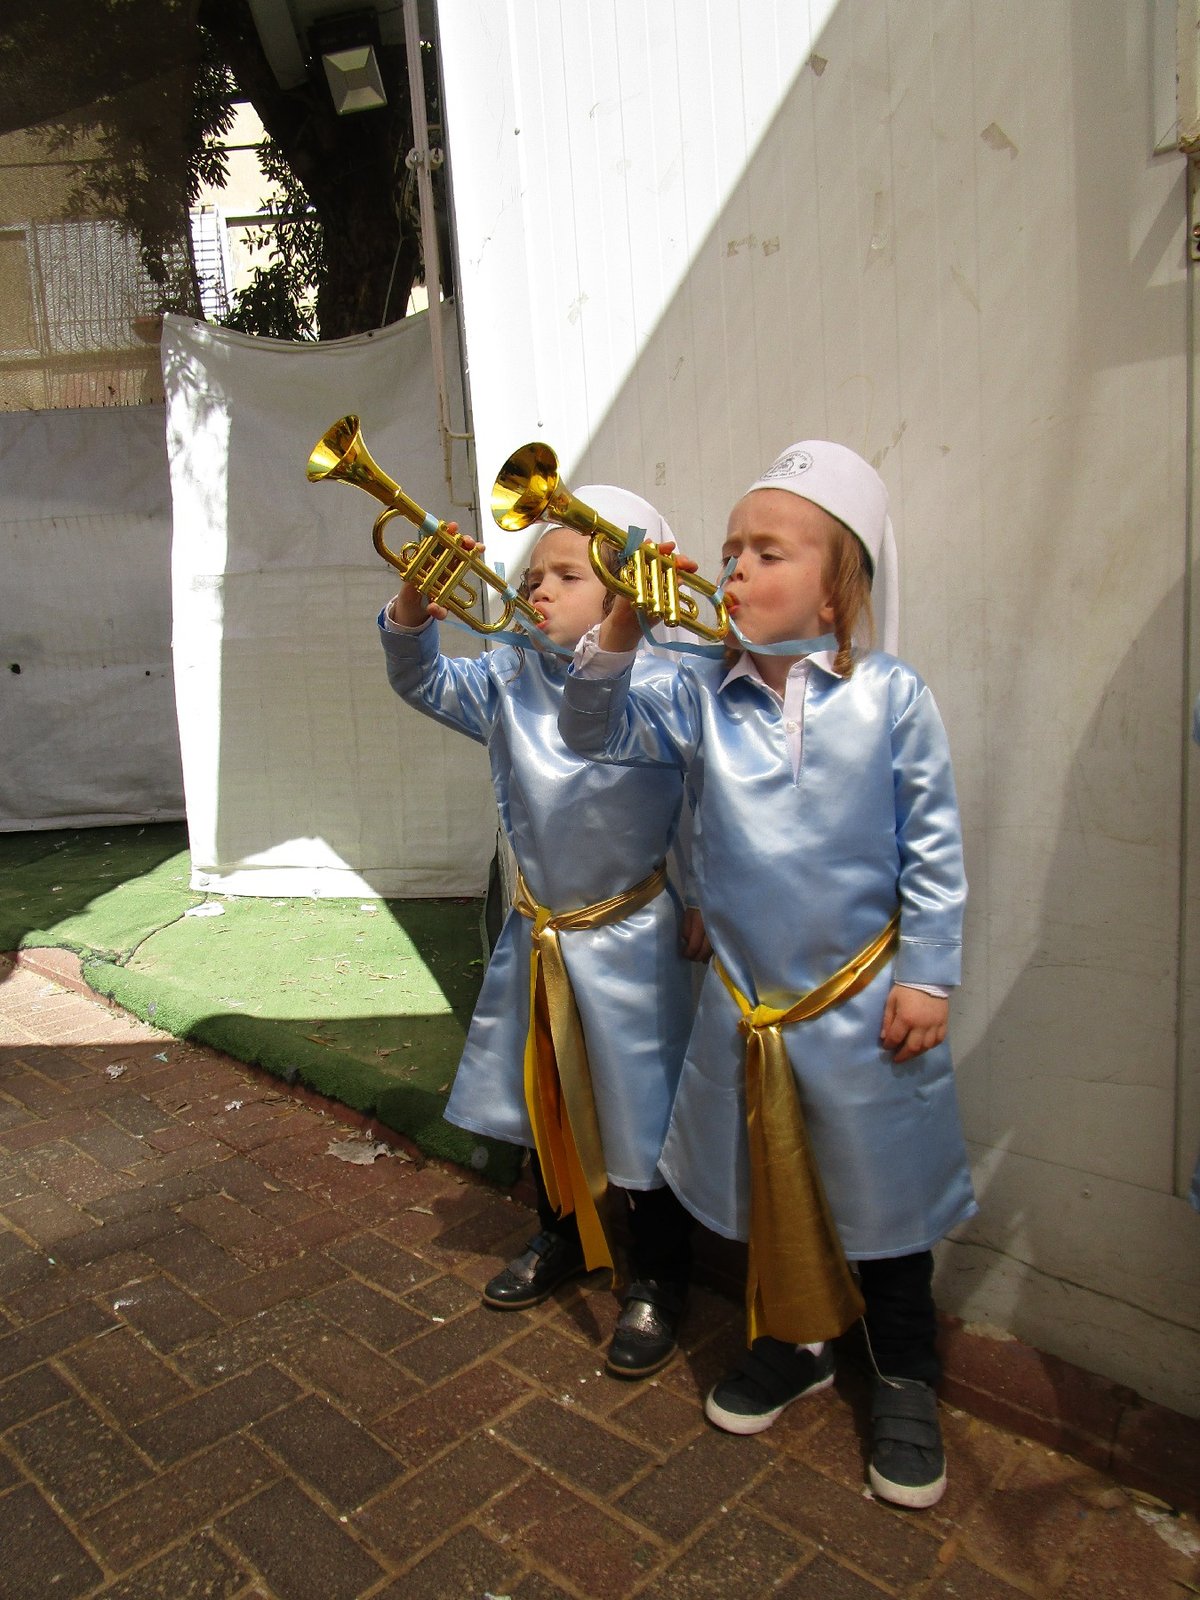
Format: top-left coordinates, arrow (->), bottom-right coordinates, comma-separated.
0,406 -> 185,830
162,309 -> 495,897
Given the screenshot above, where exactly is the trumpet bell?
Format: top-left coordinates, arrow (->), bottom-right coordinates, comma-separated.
307,413 -> 546,641
492,441 -> 567,532
490,440 -> 731,646
306,414 -> 401,508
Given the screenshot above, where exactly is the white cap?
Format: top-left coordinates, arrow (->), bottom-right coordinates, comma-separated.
535,484 -> 673,547
747,442 -> 899,653
531,484 -> 688,654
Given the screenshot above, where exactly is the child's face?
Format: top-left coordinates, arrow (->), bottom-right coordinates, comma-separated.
524,527 -> 609,649
721,489 -> 836,647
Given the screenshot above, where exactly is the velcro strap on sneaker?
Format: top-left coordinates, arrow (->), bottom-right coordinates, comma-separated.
872,1414 -> 939,1448
733,1344 -> 818,1403
871,1379 -> 939,1437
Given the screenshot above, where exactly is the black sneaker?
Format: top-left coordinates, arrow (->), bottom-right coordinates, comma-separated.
705,1338 -> 835,1434
868,1376 -> 946,1508
605,1279 -> 686,1380
481,1230 -> 585,1310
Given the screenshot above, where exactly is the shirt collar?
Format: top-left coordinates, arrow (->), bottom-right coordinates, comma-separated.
718,648 -> 839,697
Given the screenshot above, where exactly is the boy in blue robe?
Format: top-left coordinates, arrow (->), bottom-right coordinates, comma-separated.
559,442 -> 976,1506
380,487 -> 701,1378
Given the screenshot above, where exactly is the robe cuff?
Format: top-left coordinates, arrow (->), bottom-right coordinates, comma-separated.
379,602 -> 432,636
573,621 -> 638,677
561,663 -> 632,742
895,935 -> 961,988
379,608 -> 439,665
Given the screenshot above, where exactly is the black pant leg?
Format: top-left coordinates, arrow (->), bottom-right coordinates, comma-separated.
528,1155 -> 692,1289
856,1250 -> 940,1387
626,1183 -> 693,1291
527,1149 -> 582,1246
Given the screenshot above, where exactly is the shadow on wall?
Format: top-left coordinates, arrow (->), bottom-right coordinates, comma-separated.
549,0 -> 1194,1414
931,0 -> 1195,1417
941,578 -> 1199,1418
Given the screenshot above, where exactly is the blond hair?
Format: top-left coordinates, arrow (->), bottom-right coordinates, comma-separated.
823,517 -> 875,676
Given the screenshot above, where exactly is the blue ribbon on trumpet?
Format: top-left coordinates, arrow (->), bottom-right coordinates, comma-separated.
637,554 -> 837,660
437,557 -> 575,658
441,530 -> 836,663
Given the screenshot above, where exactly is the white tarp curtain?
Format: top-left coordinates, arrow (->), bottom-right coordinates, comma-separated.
0,405 -> 185,831
162,309 -> 495,897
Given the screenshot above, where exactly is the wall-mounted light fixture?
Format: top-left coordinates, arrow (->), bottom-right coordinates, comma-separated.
310,9 -> 387,115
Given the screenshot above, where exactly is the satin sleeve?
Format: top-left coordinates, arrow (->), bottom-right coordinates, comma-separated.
890,684 -> 967,987
560,659 -> 699,772
378,608 -> 500,747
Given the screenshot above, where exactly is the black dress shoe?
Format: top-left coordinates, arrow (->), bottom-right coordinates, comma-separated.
482,1230 -> 585,1310
605,1279 -> 685,1379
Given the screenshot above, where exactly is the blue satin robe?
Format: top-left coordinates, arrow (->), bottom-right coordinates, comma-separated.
560,649 -> 978,1257
379,615 -> 694,1189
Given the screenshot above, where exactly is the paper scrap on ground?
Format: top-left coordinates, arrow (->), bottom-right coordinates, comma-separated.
326,1138 -> 399,1165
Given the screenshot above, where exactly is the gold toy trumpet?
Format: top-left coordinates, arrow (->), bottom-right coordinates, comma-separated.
492,441 -> 730,644
307,415 -> 544,638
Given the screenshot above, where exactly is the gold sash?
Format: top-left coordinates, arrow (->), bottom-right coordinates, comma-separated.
716,911 -> 901,1346
514,863 -> 669,1289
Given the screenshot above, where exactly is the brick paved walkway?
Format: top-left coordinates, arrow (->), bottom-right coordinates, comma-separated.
1,956 -> 1197,1600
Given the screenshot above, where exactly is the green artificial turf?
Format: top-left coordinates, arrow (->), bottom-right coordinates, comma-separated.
0,825 -> 519,1182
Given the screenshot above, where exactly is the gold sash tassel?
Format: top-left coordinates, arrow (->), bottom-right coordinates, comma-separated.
716,912 -> 901,1347
515,864 -> 669,1291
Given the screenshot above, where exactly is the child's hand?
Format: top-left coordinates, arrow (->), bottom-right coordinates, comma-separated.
680,906 -> 712,963
667,544 -> 698,576
597,541 -> 685,651
880,985 -> 948,1064
598,595 -> 643,652
388,521 -> 475,623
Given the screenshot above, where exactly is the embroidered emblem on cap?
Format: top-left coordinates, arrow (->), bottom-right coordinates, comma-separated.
761,449 -> 814,480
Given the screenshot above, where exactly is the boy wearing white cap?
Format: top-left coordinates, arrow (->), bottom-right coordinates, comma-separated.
380,486 -> 700,1380
559,441 -> 976,1508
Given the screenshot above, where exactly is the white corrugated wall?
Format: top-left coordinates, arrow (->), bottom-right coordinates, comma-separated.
436,0 -> 1200,1413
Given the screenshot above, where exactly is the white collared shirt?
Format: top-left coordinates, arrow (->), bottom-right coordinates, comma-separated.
716,649 -> 831,780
